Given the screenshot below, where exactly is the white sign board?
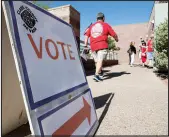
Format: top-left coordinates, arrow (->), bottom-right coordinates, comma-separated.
38,90 -> 97,136
2,1 -> 98,136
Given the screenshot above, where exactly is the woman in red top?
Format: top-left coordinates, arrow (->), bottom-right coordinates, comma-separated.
141,42 -> 147,67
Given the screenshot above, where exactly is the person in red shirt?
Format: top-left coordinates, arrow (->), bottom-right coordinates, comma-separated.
84,12 -> 119,82
146,34 -> 154,68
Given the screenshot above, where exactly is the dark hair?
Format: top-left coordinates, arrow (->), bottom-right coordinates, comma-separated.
142,42 -> 146,46
97,17 -> 104,20
97,12 -> 105,21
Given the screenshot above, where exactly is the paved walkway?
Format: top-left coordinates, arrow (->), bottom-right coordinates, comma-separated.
87,64 -> 168,135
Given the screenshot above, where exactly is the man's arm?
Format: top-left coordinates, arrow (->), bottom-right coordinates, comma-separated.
113,34 -> 119,42
84,26 -> 91,48
84,35 -> 89,47
107,24 -> 119,42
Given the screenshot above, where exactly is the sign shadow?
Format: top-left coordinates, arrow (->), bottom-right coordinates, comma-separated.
93,93 -> 115,135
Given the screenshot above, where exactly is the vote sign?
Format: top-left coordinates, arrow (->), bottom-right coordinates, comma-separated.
3,1 -> 98,136
9,1 -> 87,109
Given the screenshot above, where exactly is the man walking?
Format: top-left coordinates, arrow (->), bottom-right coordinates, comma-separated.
84,12 -> 119,82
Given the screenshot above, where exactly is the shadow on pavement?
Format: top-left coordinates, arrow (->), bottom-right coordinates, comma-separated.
93,93 -> 115,136
86,69 -> 110,76
3,122 -> 31,137
103,71 -> 131,80
93,93 -> 113,109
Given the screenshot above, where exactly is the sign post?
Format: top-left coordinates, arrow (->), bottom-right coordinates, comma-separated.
2,1 -> 98,136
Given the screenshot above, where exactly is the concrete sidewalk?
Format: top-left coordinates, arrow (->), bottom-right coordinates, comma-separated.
87,64 -> 168,135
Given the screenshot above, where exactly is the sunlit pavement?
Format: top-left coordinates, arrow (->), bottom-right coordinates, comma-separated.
87,63 -> 168,135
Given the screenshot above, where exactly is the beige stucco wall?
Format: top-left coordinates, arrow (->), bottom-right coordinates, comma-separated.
48,5 -> 80,50
147,2 -> 155,39
48,5 -> 80,38
113,23 -> 148,63
48,5 -> 70,22
2,9 -> 27,136
155,3 -> 168,27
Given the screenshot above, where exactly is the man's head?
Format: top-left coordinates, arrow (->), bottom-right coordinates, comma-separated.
97,12 -> 105,21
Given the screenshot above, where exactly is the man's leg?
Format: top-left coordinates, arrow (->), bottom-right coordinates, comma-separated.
92,50 -> 104,74
146,52 -> 153,68
93,49 -> 107,82
95,60 -> 103,75
93,61 -> 103,81
91,51 -> 97,64
93,53 -> 102,73
149,52 -> 153,68
91,51 -> 102,82
95,49 -> 107,76
145,58 -> 149,66
146,52 -> 149,66
95,62 -> 103,74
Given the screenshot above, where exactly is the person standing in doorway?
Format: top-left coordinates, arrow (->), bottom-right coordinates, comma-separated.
84,12 -> 119,82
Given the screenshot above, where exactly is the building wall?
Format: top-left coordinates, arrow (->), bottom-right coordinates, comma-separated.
112,23 -> 148,63
155,3 -> 168,27
48,5 -> 80,50
146,2 -> 168,39
147,2 -> 155,40
48,5 -> 70,22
